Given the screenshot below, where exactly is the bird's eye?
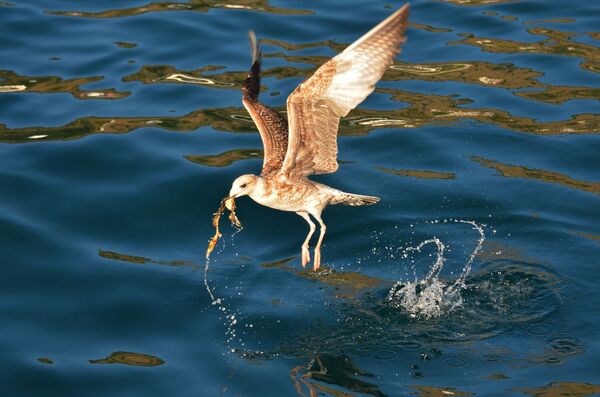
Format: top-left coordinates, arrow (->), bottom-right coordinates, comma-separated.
240,183 -> 247,188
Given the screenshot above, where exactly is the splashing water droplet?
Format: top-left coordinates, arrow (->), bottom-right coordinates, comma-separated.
386,219 -> 486,319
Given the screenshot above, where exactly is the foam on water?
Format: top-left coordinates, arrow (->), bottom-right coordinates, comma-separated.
386,219 -> 486,319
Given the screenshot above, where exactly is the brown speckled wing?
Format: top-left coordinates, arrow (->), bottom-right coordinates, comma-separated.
281,4 -> 409,178
242,31 -> 289,177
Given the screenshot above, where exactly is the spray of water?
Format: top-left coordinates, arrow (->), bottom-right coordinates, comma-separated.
386,219 -> 486,319
203,258 -> 240,352
204,217 -> 488,354
203,232 -> 270,358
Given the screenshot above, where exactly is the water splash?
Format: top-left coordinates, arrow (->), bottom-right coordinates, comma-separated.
386,219 -> 486,319
203,232 -> 272,358
203,217 -> 565,365
203,258 -> 240,352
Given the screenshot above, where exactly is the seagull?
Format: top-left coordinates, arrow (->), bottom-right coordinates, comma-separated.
227,4 -> 410,271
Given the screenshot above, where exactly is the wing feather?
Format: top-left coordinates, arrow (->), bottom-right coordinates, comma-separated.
242,31 -> 289,176
281,4 -> 409,178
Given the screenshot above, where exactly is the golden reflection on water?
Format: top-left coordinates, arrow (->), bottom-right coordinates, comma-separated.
451,27 -> 600,74
2,75 -> 598,143
124,32 -> 599,104
47,0 -> 312,18
99,249 -> 196,268
123,65 -> 239,88
409,385 -> 473,396
291,368 -> 600,397
442,0 -> 515,5
484,373 -> 510,380
0,107 -> 257,143
376,166 -> 456,180
265,47 -> 599,104
377,87 -> 599,135
261,257 -> 383,299
114,41 -> 137,49
186,149 -> 263,167
409,22 -> 452,33
89,351 -> 165,366
0,70 -> 130,100
291,354 -> 383,397
472,156 -> 600,196
515,382 -> 600,397
2,21 -> 599,143
523,18 -> 576,25
575,232 -> 600,244
261,38 -> 345,53
1,100 -> 597,143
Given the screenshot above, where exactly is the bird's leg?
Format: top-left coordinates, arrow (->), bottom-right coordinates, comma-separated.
297,212 -> 316,268
311,212 -> 326,271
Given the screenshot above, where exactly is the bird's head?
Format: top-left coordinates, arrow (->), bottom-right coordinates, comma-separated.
228,174 -> 259,199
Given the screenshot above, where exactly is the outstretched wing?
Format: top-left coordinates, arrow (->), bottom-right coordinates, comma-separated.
280,4 -> 409,178
242,31 -> 289,177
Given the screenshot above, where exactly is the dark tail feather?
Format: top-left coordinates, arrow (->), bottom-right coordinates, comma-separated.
335,193 -> 380,206
242,30 -> 261,101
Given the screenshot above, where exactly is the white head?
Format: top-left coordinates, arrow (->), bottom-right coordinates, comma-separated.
228,174 -> 259,199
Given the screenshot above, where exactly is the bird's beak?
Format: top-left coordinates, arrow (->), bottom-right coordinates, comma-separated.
225,192 -> 237,211
228,188 -> 239,200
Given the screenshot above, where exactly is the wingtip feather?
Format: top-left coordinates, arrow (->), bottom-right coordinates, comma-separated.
343,2 -> 410,54
248,30 -> 261,64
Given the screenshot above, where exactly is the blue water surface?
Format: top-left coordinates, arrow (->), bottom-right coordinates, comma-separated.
1,0 -> 599,396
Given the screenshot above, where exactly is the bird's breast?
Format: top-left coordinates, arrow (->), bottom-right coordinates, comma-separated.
250,178 -> 317,212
